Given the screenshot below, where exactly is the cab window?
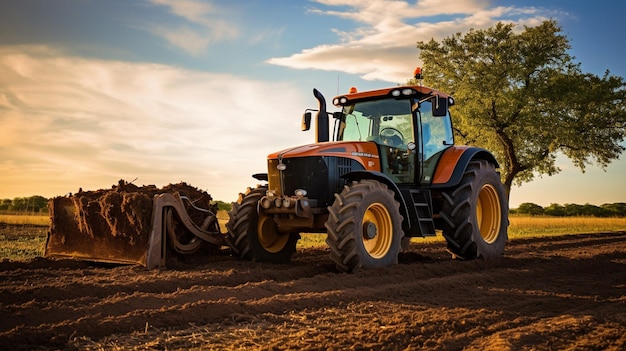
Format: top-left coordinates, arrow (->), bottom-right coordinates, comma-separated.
418,99 -> 453,160
339,99 -> 415,183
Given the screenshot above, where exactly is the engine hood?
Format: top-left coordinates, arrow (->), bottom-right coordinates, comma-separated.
268,141 -> 381,171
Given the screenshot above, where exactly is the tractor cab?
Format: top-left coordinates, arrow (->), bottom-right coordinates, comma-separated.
330,84 -> 455,184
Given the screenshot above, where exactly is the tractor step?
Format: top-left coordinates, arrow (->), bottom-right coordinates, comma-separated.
400,188 -> 436,237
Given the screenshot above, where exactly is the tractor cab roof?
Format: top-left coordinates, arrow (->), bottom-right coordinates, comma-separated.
332,85 -> 452,108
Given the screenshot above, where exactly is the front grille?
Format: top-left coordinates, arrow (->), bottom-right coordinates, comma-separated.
267,156 -> 364,207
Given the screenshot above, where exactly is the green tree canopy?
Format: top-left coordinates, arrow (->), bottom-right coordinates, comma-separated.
601,202 -> 626,216
0,196 -> 48,213
511,202 -> 625,217
515,202 -> 545,216
416,20 -> 626,199
544,203 -> 566,217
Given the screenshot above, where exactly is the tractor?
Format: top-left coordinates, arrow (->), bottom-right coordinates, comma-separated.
45,69 -> 508,272
226,69 -> 508,272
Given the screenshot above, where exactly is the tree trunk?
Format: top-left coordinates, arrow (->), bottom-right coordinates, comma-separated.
495,128 -> 522,203
503,173 -> 515,203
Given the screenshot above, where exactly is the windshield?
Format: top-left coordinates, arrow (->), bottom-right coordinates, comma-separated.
338,99 -> 414,146
336,99 -> 414,183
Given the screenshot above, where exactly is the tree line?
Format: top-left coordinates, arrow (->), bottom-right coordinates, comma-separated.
2,195 -> 624,218
511,202 -> 626,217
0,196 -> 49,213
0,196 -> 234,214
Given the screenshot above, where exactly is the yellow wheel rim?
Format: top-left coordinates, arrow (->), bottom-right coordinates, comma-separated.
362,203 -> 393,258
476,184 -> 502,243
257,216 -> 289,253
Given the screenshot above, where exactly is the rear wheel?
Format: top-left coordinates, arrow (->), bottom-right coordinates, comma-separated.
440,160 -> 508,259
325,179 -> 403,273
226,186 -> 298,263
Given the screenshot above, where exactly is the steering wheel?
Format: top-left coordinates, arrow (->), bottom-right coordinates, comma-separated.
380,127 -> 404,147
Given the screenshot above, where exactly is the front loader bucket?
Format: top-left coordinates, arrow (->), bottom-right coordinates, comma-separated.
45,181 -> 226,268
46,195 -> 154,266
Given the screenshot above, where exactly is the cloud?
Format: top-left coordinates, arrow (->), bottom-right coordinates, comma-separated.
0,45 -> 311,201
146,0 -> 238,55
268,0 -> 556,82
248,26 -> 286,46
150,0 -> 217,24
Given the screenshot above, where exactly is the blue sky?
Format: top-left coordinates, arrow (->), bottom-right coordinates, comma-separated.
1,0 -> 624,207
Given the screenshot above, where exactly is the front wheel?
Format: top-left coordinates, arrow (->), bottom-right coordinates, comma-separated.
440,160 -> 508,259
325,179 -> 403,273
226,186 -> 298,263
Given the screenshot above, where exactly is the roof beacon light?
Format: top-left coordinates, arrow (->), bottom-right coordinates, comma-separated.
349,86 -> 357,93
414,67 -> 423,80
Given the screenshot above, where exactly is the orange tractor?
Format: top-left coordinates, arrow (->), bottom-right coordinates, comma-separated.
225,70 -> 508,272
46,70 -> 508,272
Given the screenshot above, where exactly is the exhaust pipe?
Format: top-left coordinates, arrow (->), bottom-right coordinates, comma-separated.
313,88 -> 329,143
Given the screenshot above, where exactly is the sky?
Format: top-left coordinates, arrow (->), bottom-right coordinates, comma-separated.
1,0 -> 624,208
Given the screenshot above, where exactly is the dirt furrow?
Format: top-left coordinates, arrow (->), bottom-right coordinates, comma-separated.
0,232 -> 624,350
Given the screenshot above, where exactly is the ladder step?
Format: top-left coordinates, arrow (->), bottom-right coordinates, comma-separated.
409,189 -> 436,236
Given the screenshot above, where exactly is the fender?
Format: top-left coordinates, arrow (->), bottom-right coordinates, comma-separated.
431,146 -> 500,188
341,170 -> 415,235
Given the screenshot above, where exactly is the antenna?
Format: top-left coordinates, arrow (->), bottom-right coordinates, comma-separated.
336,74 -> 340,95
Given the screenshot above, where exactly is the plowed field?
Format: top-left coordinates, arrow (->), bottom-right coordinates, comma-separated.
1,231 -> 625,350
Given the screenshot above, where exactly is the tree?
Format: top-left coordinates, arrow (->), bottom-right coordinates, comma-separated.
416,20 -> 626,199
516,202 -> 544,216
10,197 -> 27,212
0,199 -> 11,211
581,203 -> 610,217
28,195 -> 48,213
563,203 -> 585,216
212,200 -> 232,212
0,196 -> 48,213
544,203 -> 565,216
601,202 -> 626,217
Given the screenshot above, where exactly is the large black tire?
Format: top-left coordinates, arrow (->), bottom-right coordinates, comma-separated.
440,160 -> 508,259
325,179 -> 404,273
226,186 -> 298,263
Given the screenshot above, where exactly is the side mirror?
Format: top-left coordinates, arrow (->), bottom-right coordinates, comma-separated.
301,111 -> 312,131
432,95 -> 448,117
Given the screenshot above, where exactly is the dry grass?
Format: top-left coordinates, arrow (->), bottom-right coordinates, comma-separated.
0,223 -> 48,260
508,215 -> 626,238
0,214 -> 49,260
301,216 -> 626,247
1,213 -> 625,260
0,213 -> 50,226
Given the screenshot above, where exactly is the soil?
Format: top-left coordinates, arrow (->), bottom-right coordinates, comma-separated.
1,230 -> 625,350
46,180 -> 216,266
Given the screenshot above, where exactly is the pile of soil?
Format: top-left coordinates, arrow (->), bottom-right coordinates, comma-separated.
1,231 -> 625,350
46,180 -> 216,265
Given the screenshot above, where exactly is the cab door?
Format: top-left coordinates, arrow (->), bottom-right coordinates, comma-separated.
417,99 -> 454,185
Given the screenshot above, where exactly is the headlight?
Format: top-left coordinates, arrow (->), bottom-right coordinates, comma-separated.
260,197 -> 272,209
282,198 -> 292,208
